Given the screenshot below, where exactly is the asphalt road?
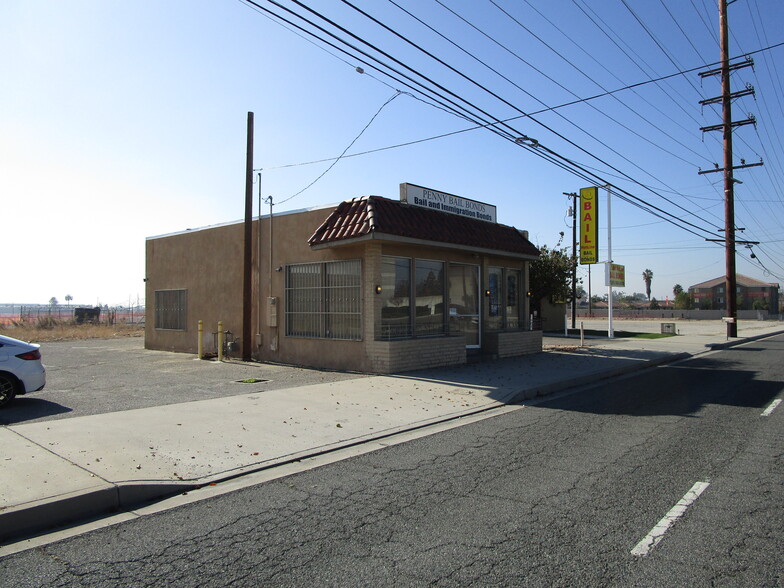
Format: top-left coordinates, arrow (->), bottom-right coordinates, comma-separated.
1,336 -> 782,586
0,337 -> 367,425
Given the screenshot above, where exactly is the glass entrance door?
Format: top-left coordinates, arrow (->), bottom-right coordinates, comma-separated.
448,263 -> 480,348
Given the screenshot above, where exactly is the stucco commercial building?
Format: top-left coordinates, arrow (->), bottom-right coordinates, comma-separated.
145,184 -> 542,373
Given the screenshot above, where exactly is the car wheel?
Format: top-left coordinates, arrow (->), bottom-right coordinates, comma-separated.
0,373 -> 17,408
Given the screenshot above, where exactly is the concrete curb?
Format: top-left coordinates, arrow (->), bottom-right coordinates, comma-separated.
705,329 -> 784,351
0,481 -> 195,544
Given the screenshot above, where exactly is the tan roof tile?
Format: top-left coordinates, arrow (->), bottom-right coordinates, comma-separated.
309,196 -> 540,257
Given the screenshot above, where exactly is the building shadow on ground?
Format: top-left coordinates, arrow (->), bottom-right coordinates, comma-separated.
390,347 -> 690,403
390,345 -> 781,417
534,354 -> 782,418
0,398 -> 72,425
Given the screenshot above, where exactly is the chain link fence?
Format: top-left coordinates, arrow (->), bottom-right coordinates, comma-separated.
0,304 -> 145,326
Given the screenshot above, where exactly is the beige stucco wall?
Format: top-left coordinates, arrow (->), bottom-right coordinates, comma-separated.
145,222 -> 245,354
146,208 -> 370,371
146,207 -> 541,373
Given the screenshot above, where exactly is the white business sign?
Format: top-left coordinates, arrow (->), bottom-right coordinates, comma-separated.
400,183 -> 497,223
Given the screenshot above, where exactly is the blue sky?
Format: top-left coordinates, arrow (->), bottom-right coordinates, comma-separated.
3,0 -> 783,306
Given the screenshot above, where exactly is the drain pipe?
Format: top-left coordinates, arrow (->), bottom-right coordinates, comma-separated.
257,172 -> 263,354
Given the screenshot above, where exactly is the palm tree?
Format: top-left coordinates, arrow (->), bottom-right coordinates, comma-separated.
672,284 -> 683,297
65,294 -> 73,307
642,269 -> 654,300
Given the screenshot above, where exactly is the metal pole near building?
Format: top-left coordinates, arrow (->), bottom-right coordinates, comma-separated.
242,112 -> 254,361
570,193 -> 577,329
588,265 -> 592,316
563,192 -> 578,330
606,185 -> 614,339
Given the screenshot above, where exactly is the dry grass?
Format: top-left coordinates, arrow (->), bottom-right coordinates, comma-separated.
0,321 -> 144,343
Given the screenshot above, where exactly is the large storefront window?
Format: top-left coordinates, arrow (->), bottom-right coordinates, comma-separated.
380,257 -> 445,339
487,267 -> 524,330
507,270 -> 521,328
488,267 -> 503,330
380,257 -> 411,338
415,259 -> 445,336
448,263 -> 480,347
285,260 -> 361,340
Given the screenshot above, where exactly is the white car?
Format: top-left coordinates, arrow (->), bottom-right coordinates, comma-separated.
0,334 -> 46,408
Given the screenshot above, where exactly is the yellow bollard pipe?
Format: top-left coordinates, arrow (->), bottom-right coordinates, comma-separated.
217,321 -> 224,362
197,320 -> 203,359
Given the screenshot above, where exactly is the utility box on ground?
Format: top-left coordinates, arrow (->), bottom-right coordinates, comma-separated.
661,322 -> 676,334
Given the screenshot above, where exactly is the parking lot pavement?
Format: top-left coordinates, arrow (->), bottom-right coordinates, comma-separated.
0,336 -> 369,425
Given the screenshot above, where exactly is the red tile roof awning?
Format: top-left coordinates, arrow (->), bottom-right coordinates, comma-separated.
309,196 -> 540,258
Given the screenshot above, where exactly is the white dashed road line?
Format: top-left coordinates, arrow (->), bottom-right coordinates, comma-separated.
761,398 -> 782,417
631,481 -> 710,557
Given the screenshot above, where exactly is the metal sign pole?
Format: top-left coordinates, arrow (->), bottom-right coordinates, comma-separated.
606,185 -> 613,339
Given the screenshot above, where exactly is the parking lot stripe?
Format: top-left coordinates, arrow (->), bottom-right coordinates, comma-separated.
631,481 -> 710,557
761,398 -> 781,417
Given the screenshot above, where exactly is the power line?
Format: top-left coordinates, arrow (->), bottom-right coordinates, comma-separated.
331,0 -> 722,235
241,0 -> 783,246
248,0 -> 783,180
276,91 -> 402,205
571,0 -> 717,134
482,0 -> 712,166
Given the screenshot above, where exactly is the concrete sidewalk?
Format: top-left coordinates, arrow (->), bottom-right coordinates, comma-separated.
2,320 -> 782,545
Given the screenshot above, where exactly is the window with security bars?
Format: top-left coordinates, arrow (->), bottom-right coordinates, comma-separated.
154,289 -> 187,330
285,260 -> 361,340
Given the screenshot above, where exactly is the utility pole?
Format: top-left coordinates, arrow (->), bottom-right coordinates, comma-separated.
564,192 -> 578,329
242,112 -> 254,361
698,0 -> 762,339
720,0 -> 737,338
605,185 -> 613,339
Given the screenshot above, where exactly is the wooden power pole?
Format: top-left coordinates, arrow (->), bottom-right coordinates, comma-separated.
242,112 -> 254,361
698,0 -> 762,338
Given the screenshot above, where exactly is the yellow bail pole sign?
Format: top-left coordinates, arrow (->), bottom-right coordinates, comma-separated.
579,187 -> 598,264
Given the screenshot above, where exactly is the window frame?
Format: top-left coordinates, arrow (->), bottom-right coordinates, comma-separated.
154,289 -> 187,331
285,259 -> 362,341
486,267 -> 524,331
379,255 -> 447,340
